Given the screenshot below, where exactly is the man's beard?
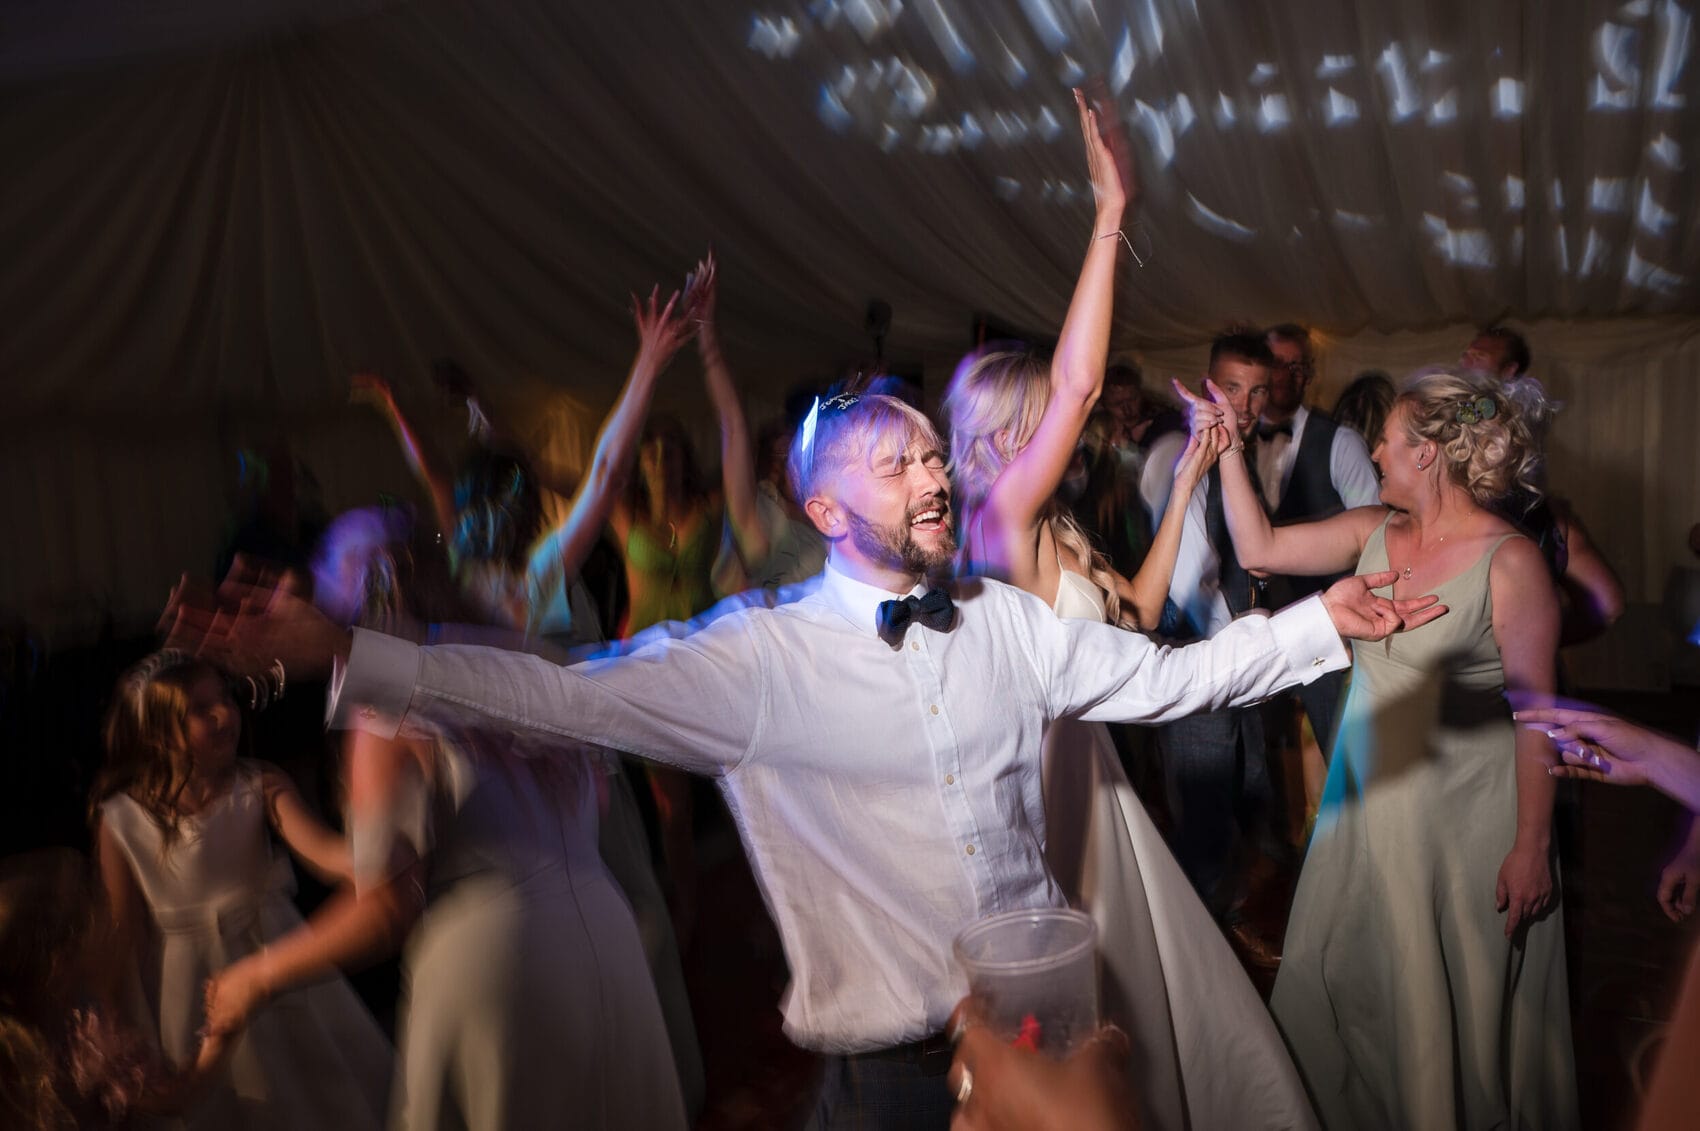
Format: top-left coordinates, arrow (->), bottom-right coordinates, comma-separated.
846,500 -> 956,574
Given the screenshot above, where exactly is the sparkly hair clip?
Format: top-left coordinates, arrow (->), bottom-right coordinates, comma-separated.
1454,395 -> 1498,425
798,392 -> 862,458
799,396 -> 822,457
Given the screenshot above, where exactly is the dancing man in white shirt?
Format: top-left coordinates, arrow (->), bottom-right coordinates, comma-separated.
165,389 -> 1445,1131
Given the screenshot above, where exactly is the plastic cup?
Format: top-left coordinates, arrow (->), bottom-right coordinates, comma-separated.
953,908 -> 1098,1055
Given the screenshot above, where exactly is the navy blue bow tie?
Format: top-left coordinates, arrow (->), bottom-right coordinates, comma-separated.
876,588 -> 955,647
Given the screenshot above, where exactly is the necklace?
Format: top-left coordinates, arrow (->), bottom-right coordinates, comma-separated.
1399,545 -> 1441,580
1397,511 -> 1475,579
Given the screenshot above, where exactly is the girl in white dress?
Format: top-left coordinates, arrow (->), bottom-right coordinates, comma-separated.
92,652 -> 392,1130
943,90 -> 1317,1131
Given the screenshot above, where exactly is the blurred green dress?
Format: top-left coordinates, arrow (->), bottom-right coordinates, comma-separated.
1270,518 -> 1577,1131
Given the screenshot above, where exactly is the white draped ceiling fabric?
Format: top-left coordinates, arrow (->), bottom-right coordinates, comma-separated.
3,0 -> 1698,676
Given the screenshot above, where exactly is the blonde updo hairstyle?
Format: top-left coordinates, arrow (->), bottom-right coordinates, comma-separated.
945,348 -> 1131,628
1395,369 -> 1553,509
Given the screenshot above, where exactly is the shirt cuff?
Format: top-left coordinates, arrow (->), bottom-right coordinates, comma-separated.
1266,594 -> 1350,683
326,627 -> 422,738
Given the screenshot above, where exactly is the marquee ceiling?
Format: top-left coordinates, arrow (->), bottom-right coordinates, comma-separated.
4,0 -> 1696,418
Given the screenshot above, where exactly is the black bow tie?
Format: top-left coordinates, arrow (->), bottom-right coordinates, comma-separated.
876,588 -> 955,647
1255,420 -> 1294,442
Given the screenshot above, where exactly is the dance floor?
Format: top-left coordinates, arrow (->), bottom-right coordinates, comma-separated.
689,687 -> 1700,1131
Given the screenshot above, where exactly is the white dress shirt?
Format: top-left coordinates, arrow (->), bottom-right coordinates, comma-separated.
1168,482 -> 1234,637
331,563 -> 1347,1053
1255,404 -> 1382,512
1138,429 -> 1190,531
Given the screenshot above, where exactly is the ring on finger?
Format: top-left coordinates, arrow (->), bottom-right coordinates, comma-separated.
955,1066 -> 973,1105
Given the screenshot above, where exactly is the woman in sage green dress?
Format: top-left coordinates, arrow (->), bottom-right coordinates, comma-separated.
1181,368 -> 1577,1130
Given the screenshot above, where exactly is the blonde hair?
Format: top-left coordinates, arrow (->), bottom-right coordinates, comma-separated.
787,391 -> 944,504
1397,369 -> 1552,509
92,653 -> 222,849
944,349 -> 1130,627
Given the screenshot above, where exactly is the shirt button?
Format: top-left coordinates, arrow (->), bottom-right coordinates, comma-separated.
965,844 -> 976,856
930,704 -> 940,715
945,774 -> 955,785
911,641 -> 921,651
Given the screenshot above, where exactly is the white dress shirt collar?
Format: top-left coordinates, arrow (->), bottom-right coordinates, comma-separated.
816,560 -> 928,633
1289,402 -> 1311,441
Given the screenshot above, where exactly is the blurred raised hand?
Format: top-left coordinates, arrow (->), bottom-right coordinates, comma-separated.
1075,83 -> 1136,219
160,555 -> 352,682
631,284 -> 695,375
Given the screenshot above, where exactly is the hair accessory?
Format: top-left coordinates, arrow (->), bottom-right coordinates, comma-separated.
798,392 -> 862,460
799,396 -> 821,457
1454,395 -> 1498,425
125,649 -> 193,724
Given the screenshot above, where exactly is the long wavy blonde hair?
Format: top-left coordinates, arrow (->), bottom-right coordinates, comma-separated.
945,349 -> 1130,627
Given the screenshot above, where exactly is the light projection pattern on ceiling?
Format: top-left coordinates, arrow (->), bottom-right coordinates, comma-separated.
750,0 -> 1694,297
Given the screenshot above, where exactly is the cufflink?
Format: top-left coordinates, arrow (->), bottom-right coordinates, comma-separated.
1311,657 -> 1326,667
360,705 -> 379,719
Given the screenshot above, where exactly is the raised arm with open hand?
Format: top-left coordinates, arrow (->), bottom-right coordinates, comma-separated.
352,371 -> 458,542
967,86 -> 1137,599
692,251 -> 768,580
525,280 -> 695,607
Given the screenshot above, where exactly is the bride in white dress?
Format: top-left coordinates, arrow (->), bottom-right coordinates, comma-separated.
943,89 -> 1316,1131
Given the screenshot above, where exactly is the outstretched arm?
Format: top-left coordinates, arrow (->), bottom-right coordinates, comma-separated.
203,731 -> 428,1036
1177,378 -> 1379,575
258,763 -> 352,885
524,285 -> 694,596
980,89 -> 1135,588
352,373 -> 458,541
1040,567 -> 1441,725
